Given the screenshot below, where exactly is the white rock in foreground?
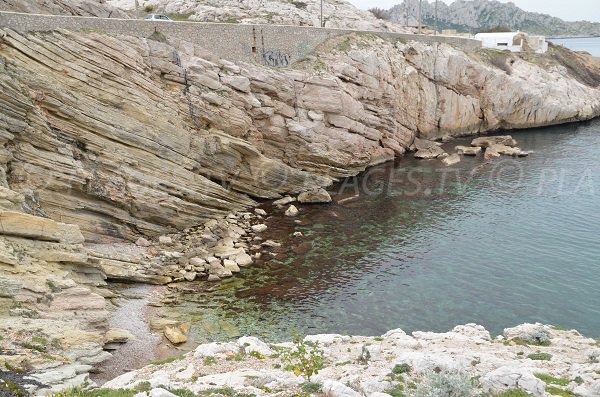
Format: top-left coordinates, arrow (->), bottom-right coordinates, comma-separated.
102,323 -> 600,397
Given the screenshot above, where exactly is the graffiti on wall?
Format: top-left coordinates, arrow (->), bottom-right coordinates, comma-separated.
262,49 -> 291,67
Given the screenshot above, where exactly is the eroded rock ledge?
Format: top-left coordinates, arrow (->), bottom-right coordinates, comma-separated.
99,323 -> 600,397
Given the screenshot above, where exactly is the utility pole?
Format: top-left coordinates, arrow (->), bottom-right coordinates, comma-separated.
418,0 -> 422,34
320,0 -> 323,27
434,0 -> 438,35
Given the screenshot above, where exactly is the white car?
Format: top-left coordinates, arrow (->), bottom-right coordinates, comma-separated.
144,14 -> 173,22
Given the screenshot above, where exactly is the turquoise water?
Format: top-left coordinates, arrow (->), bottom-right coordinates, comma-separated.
165,120 -> 600,341
549,37 -> 600,56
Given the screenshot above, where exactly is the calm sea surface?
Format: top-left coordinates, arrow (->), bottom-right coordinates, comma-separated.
549,37 -> 600,56
164,120 -> 600,342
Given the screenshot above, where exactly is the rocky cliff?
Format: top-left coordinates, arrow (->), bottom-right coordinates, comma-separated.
107,0 -> 408,32
388,0 -> 600,36
1,28 -> 599,243
0,0 -> 129,18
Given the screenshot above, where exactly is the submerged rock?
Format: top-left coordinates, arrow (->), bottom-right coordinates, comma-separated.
414,146 -> 445,159
455,145 -> 482,156
442,153 -> 461,166
472,135 -> 518,148
285,205 -> 299,216
298,189 -> 332,204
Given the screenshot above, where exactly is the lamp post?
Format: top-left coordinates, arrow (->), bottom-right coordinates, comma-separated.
418,0 -> 422,34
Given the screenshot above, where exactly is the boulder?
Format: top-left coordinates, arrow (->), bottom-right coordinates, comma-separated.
251,224 -> 268,233
455,145 -> 482,156
297,188 -> 332,204
135,237 -> 151,247
322,380 -> 362,397
481,366 -> 545,397
183,271 -> 197,281
472,135 -> 517,148
411,137 -> 441,151
254,208 -> 267,216
285,205 -> 299,216
273,196 -> 296,206
414,146 -> 445,159
164,325 -> 188,345
105,328 -> 134,344
234,252 -> 253,267
223,259 -> 240,273
442,153 -> 461,166
158,236 -> 173,246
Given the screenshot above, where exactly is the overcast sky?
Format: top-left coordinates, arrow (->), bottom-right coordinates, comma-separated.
348,0 -> 600,23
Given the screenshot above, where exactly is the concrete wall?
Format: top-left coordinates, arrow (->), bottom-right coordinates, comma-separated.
0,11 -> 481,66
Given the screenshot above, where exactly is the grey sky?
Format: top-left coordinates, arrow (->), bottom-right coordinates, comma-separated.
348,0 -> 600,23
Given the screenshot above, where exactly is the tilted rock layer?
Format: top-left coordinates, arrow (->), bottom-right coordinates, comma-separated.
0,29 -> 599,243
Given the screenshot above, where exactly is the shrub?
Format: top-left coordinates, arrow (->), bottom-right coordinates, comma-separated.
392,363 -> 412,375
492,390 -> 531,397
527,352 -> 552,361
291,1 -> 308,9
144,4 -> 154,13
369,7 -> 390,20
280,337 -> 324,382
414,370 -> 474,397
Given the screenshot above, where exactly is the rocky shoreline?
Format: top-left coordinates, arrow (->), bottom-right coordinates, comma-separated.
95,323 -> 600,397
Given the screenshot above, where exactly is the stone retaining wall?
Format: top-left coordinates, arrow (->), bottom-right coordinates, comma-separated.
0,11 -> 481,66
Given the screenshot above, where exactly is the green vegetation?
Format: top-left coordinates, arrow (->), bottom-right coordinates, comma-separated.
300,381 -> 321,394
392,363 -> 412,375
203,356 -> 217,366
0,376 -> 29,397
414,370 -> 473,397
280,337 -> 324,382
144,5 -> 155,13
50,384 -> 193,397
226,353 -> 245,361
221,17 -> 240,24
534,373 -> 570,386
384,383 -> 408,397
357,344 -> 371,365
527,352 -> 553,361
491,389 -> 532,397
19,342 -> 46,352
545,386 -> 578,396
199,386 -> 256,397
249,351 -> 265,359
373,336 -> 384,342
368,7 -> 390,20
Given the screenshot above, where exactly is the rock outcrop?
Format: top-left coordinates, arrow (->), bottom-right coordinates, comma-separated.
101,323 -> 600,397
0,0 -> 129,18
1,28 -> 599,243
108,0 -> 409,32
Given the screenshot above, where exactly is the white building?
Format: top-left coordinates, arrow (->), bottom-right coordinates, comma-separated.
475,32 -> 548,54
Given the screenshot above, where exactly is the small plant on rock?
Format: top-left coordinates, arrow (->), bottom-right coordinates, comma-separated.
527,352 -> 552,361
280,337 -> 324,382
414,370 -> 474,397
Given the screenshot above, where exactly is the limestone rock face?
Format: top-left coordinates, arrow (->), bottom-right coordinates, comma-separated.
0,0 -> 130,18
108,0 -> 409,32
1,30 -> 598,244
